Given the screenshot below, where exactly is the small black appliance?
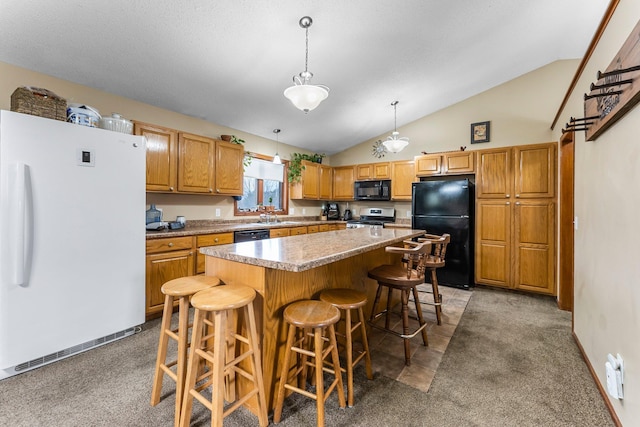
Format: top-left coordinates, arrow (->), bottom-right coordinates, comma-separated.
327,202 -> 340,220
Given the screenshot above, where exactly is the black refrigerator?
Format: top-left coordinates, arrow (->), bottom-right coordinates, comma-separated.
411,177 -> 474,289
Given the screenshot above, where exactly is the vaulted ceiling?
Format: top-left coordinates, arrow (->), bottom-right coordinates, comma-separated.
0,0 -> 609,154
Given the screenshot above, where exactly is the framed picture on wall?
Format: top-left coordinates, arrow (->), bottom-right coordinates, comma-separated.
471,121 -> 490,144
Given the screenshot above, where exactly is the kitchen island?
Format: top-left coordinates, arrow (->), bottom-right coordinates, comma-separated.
201,227 -> 425,413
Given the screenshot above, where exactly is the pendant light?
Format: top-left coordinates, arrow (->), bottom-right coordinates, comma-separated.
284,16 -> 329,113
272,129 -> 282,164
383,101 -> 409,153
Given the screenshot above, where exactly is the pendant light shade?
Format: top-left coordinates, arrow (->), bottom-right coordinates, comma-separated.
272,129 -> 282,164
382,101 -> 409,153
284,17 -> 329,113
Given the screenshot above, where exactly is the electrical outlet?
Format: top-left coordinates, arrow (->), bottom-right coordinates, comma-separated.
215,208 -> 221,217
290,208 -> 295,215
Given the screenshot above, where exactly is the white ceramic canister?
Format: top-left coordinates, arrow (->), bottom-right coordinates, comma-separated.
67,103 -> 101,127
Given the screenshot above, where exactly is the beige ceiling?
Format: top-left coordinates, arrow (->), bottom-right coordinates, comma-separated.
0,0 -> 609,154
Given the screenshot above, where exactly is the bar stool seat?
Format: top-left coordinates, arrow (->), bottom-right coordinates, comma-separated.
151,275 -> 221,427
319,288 -> 373,407
368,240 -> 432,366
273,300 -> 346,427
179,284 -> 268,427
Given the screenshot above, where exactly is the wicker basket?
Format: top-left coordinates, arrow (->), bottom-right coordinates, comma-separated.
10,86 -> 67,121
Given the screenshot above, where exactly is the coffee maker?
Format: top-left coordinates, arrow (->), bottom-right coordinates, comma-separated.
327,202 -> 340,220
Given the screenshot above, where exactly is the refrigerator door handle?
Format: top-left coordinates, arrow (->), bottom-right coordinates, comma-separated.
9,162 -> 30,287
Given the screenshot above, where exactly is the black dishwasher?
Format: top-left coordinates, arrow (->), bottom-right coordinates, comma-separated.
234,229 -> 270,243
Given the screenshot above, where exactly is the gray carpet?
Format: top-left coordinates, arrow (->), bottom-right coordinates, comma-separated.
0,287 -> 614,426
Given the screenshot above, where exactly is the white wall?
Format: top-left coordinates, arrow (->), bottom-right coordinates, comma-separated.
552,1 -> 640,424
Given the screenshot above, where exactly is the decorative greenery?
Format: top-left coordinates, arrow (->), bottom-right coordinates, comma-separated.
243,151 -> 253,169
230,135 -> 245,145
287,152 -> 326,183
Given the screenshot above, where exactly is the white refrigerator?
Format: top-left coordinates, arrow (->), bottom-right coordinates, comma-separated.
0,110 -> 146,379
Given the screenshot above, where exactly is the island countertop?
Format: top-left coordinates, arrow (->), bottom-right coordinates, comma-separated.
199,227 -> 425,272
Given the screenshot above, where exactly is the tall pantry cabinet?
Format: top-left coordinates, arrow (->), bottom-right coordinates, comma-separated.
475,142 -> 556,295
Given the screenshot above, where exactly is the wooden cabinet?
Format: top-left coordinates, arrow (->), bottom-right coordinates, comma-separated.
270,228 -> 290,238
195,232 -> 233,274
145,236 -> 195,319
134,122 -> 177,192
289,226 -> 308,235
333,166 -> 355,200
137,122 -> 243,196
390,160 -> 416,201
415,151 -> 475,177
178,133 -> 215,193
214,140 -> 244,195
290,161 -> 331,200
474,142 -> 557,295
319,164 -> 333,199
356,162 -> 390,180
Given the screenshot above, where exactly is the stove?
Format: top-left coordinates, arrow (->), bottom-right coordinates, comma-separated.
346,207 -> 395,228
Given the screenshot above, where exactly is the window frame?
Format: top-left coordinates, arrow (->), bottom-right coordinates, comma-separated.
234,153 -> 289,216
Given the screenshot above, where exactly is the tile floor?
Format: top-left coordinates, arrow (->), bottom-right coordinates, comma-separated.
363,284 -> 473,392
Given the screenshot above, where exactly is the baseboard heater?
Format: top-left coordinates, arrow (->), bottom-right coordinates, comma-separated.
0,326 -> 141,380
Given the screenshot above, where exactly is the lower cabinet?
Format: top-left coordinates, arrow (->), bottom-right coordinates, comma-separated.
476,199 -> 555,295
195,232 -> 233,274
145,236 -> 195,319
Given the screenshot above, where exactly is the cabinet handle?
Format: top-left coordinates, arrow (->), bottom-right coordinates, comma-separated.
214,238 -> 219,243
216,189 -> 220,193
170,186 -> 174,191
505,194 -> 510,198
515,202 -> 520,205
515,194 -> 520,198
506,202 -> 510,205
189,252 -> 193,256
168,242 -> 174,247
209,188 -> 213,193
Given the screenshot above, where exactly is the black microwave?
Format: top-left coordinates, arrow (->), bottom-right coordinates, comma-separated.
354,180 -> 391,201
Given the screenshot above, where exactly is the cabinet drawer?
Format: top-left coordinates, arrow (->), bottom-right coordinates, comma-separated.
290,226 -> 307,235
146,236 -> 193,254
270,228 -> 290,238
318,224 -> 330,232
196,233 -> 234,247
308,225 -> 319,233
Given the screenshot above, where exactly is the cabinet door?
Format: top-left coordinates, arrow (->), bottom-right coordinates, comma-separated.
333,166 -> 355,200
476,148 -> 512,199
289,226 -> 308,235
443,151 -> 475,174
513,200 -> 555,294
302,161 -> 320,199
319,164 -> 333,199
475,200 -> 511,288
356,164 -> 373,180
415,154 -> 442,176
135,122 -> 177,192
373,162 -> 390,179
514,143 -> 555,199
177,133 -> 215,193
145,249 -> 194,318
391,160 -> 415,201
270,228 -> 290,238
214,140 -> 244,195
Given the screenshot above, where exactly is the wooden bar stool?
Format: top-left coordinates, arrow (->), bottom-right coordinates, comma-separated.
319,288 -> 373,407
368,240 -> 432,366
273,300 -> 346,427
416,233 -> 451,325
151,275 -> 221,427
179,284 -> 268,427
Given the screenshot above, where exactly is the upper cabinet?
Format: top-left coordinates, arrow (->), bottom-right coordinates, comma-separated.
135,122 -> 177,192
476,143 -> 555,199
415,151 -> 475,177
290,162 -> 333,200
333,166 -> 355,200
390,160 -> 416,201
177,133 -> 215,193
214,140 -> 244,195
356,162 -> 390,180
135,122 -> 243,196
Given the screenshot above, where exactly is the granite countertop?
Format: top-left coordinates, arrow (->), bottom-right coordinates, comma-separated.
146,217 -> 412,239
145,219 -> 346,239
200,227 -> 425,272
